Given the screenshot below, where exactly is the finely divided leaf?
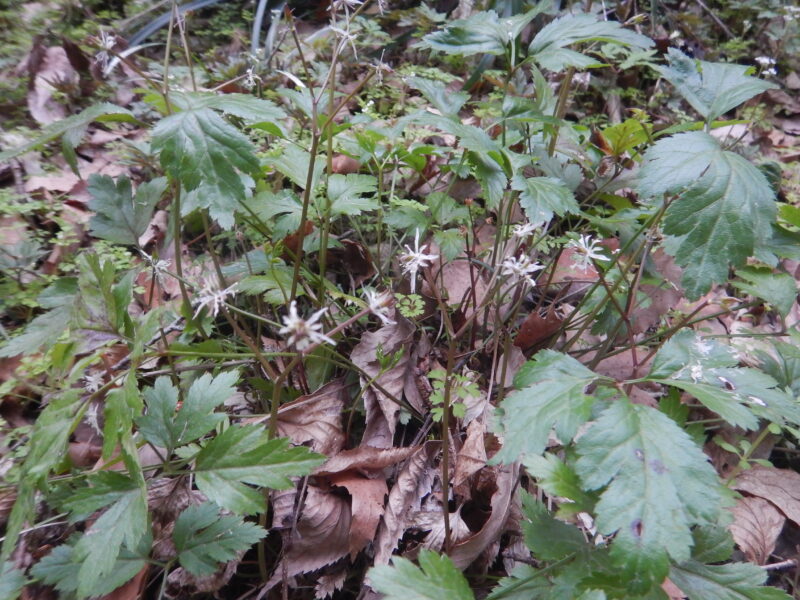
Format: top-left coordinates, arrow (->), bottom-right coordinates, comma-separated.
511,175 -> 579,222
669,560 -> 791,600
529,13 -> 653,71
88,174 -> 166,245
638,131 -> 776,298
151,107 -> 260,229
328,174 -> 378,216
493,350 -> 599,463
194,427 -> 324,514
368,549 -> 474,600
173,502 -> 266,576
0,561 -> 26,600
657,48 -> 777,122
575,399 -> 724,593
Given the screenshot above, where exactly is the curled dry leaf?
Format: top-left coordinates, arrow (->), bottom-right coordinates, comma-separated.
351,318 -> 416,448
330,472 -> 388,559
732,465 -> 800,527
453,419 -> 488,498
374,441 -> 441,565
729,496 -> 785,564
26,45 -> 78,125
274,378 -> 348,456
315,445 -> 419,477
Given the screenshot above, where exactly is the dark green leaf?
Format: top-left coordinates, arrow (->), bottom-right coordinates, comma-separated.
0,561 -> 26,600
172,91 -> 286,125
669,560 -> 791,600
407,77 -> 470,117
521,493 -> 587,561
88,175 -> 166,245
173,502 -> 266,575
511,175 -> 579,222
523,454 -> 595,515
575,399 -> 724,593
368,549 -> 474,600
492,350 -> 599,463
265,144 -> 323,190
691,525 -> 735,563
194,427 -> 324,514
657,49 -> 778,122
433,229 -> 466,262
328,174 -> 378,216
0,304 -> 72,358
638,132 -> 776,298
62,472 -> 141,520
151,107 -> 259,229
0,103 -> 137,162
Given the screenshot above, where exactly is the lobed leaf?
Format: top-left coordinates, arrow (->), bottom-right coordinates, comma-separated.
368,549 -> 474,600
88,174 -> 166,246
669,560 -> 791,600
511,175 -> 579,222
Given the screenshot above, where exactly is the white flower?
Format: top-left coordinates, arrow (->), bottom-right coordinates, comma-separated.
399,229 -> 438,293
764,67 -> 777,76
363,288 -> 396,325
330,25 -> 359,59
83,372 -> 105,393
279,300 -> 336,351
501,255 -> 544,288
755,56 -> 776,66
566,234 -> 611,270
192,281 -> 238,320
511,221 -> 542,239
95,30 -> 116,67
244,67 -> 262,89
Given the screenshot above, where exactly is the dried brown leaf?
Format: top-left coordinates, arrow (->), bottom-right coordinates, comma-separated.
729,496 -> 785,564
26,46 -> 78,125
275,378 -> 347,456
453,419 -> 487,496
315,445 -> 419,477
330,472 -> 388,558
315,570 -> 347,599
733,465 -> 800,526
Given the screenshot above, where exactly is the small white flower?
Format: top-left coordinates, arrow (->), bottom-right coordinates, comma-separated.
85,403 -> 103,436
244,67 -> 262,89
83,372 -> 105,393
511,221 -> 542,239
95,30 -> 116,67
764,67 -> 777,76
330,24 -> 359,59
192,281 -> 238,320
363,288 -> 396,325
566,234 -> 611,270
501,255 -> 544,288
399,229 -> 438,294
279,301 -> 336,351
755,56 -> 776,66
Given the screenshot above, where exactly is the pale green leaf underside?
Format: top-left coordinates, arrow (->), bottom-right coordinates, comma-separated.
575,399 -> 723,593
368,549 -> 475,600
638,131 -> 776,298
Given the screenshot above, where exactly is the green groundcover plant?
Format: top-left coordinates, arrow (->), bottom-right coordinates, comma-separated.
1,0 -> 799,598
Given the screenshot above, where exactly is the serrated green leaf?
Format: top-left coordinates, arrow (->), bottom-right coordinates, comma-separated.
529,13 -> 653,71
31,534 -> 150,598
649,330 -> 737,376
521,493 -> 587,561
172,502 -> 266,575
487,564 -> 551,600
493,351 -> 599,463
523,454 -> 595,515
0,103 -> 137,162
62,472 -> 141,520
407,77 -> 470,117
238,269 -> 293,304
511,175 -> 579,222
88,174 -> 166,245
73,483 -> 148,598
575,399 -> 724,593
265,144 -> 323,190
657,48 -> 778,122
733,267 -> 797,317
433,229 -> 465,262
368,549 -> 474,600
171,91 -> 286,125
418,10 -> 529,56
151,107 -> 259,229
691,525 -> 735,563
638,131 -> 776,298
0,304 -> 72,357
136,371 -> 236,452
328,174 -> 378,216
0,561 -> 26,600
669,560 -> 791,600
194,427 -> 324,514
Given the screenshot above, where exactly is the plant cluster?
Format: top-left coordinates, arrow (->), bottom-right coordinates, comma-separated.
0,0 -> 799,598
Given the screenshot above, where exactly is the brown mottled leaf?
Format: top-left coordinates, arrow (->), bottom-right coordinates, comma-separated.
316,445 -> 419,477
330,472 -> 388,558
729,496 -> 785,564
275,378 -> 347,456
732,466 -> 800,527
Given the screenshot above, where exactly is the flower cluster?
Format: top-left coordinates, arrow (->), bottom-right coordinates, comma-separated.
399,229 -> 438,294
566,235 -> 612,271
279,301 -> 336,351
501,255 -> 544,288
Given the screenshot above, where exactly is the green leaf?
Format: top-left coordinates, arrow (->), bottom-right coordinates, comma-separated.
62,472 -> 141,520
88,174 -> 166,245
691,525 -> 735,563
173,502 -> 266,575
638,131 -> 776,298
368,549 -> 474,600
171,91 -> 286,126
0,561 -> 26,600
0,304 -> 72,357
151,107 -> 260,229
31,534 -> 150,599
521,493 -> 587,561
418,9 -> 539,57
657,48 -> 778,122
523,454 -> 595,515
103,366 -> 144,459
669,560 -> 791,600
73,482 -> 148,598
407,77 -> 470,117
136,371 -> 237,452
529,13 -> 653,71
194,427 -> 324,514
511,175 -> 580,222
492,350 -> 599,463
733,267 -> 797,317
575,399 -> 724,593
434,229 -> 465,262
328,174 -> 378,216
265,144 -> 324,190
487,564 -> 551,600
0,103 -> 137,162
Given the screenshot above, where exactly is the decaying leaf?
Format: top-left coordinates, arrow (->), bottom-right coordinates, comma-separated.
274,378 -> 348,456
729,496 -> 785,564
732,466 -> 800,527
